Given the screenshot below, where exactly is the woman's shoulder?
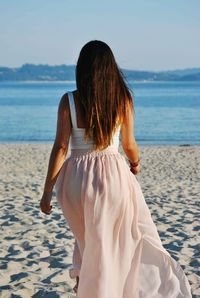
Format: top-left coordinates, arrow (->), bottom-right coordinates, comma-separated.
58,90 -> 78,115
58,91 -> 72,114
59,90 -> 75,102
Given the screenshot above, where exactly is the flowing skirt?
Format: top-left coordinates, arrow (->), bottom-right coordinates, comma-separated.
55,146 -> 192,298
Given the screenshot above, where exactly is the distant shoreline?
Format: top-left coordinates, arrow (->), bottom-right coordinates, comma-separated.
0,64 -> 200,82
0,80 -> 200,84
0,80 -> 76,84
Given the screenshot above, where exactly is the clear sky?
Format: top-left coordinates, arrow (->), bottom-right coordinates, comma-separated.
0,0 -> 199,70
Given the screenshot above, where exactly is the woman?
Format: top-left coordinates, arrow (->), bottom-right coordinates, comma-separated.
40,40 -> 192,297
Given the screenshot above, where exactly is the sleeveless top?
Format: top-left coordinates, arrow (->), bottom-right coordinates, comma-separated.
68,92 -> 121,150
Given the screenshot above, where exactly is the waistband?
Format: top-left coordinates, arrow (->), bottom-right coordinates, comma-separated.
70,145 -> 120,158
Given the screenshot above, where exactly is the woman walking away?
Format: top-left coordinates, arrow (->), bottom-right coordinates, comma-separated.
40,40 -> 192,298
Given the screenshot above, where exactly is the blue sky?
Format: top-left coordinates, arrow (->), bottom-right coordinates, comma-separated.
0,0 -> 199,70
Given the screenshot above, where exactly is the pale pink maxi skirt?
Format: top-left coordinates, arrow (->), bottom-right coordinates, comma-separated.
55,146 -> 192,298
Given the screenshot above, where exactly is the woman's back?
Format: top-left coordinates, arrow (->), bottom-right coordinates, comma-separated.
68,91 -> 121,151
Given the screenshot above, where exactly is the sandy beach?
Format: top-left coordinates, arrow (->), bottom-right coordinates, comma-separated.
0,144 -> 199,297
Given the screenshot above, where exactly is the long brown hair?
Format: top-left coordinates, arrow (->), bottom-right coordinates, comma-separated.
76,40 -> 133,151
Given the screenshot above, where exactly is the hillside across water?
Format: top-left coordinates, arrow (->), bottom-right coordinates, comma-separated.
0,64 -> 200,81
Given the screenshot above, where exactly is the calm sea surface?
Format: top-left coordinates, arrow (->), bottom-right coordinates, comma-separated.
0,81 -> 200,144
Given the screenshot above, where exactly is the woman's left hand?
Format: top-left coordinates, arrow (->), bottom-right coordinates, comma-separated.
40,191 -> 53,215
130,163 -> 141,175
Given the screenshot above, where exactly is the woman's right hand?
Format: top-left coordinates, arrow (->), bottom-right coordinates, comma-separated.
40,191 -> 53,215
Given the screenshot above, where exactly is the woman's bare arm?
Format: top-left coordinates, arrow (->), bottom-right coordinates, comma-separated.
120,100 -> 140,171
43,94 -> 71,193
40,94 -> 71,214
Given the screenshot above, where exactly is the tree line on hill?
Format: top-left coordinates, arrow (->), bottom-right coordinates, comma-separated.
0,64 -> 200,81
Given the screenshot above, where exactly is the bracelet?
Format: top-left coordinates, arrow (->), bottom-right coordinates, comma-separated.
129,158 -> 140,167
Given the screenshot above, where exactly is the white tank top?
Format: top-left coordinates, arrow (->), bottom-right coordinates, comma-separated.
68,92 -> 121,150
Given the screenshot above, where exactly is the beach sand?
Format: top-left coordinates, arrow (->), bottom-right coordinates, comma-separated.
0,144 -> 199,297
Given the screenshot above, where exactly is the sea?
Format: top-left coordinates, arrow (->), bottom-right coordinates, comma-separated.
0,81 -> 200,145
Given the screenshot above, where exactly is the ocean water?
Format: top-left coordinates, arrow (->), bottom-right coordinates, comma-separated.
0,81 -> 199,144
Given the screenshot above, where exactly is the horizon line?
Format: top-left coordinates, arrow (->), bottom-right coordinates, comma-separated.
0,63 -> 200,73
